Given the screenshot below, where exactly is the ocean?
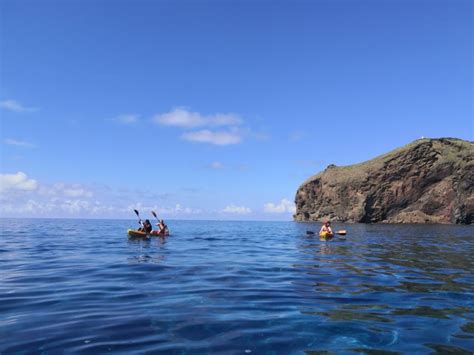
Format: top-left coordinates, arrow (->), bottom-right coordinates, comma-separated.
1,218 -> 473,354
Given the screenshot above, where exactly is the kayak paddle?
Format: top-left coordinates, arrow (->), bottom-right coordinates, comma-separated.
134,209 -> 142,225
151,210 -> 159,222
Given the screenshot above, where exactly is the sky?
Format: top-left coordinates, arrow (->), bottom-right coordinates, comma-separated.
1,0 -> 473,220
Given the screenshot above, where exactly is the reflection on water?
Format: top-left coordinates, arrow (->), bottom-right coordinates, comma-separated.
126,233 -> 169,264
0,219 -> 473,353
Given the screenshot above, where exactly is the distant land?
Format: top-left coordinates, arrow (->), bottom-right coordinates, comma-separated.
294,138 -> 473,224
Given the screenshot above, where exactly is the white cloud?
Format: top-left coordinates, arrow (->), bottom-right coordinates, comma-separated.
0,173 -> 100,217
0,172 -> 207,218
207,161 -> 225,170
57,199 -> 89,214
0,172 -> 38,192
3,138 -> 34,148
153,107 -> 241,128
263,198 -> 296,214
1,200 -> 50,214
57,184 -> 93,198
222,204 -> 252,214
63,188 -> 92,198
112,114 -> 139,124
169,203 -> 203,215
38,183 -> 93,198
152,108 -> 248,146
0,99 -> 38,113
1,199 -> 116,216
181,129 -> 241,145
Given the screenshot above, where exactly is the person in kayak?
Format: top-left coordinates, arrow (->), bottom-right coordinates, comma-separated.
319,221 -> 333,236
138,219 -> 153,233
156,219 -> 169,235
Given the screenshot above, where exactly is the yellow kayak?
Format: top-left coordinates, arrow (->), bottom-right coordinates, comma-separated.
319,231 -> 334,240
127,229 -> 169,238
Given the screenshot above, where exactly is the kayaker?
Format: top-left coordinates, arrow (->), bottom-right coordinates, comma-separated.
138,219 -> 153,233
156,219 -> 169,235
319,221 -> 333,235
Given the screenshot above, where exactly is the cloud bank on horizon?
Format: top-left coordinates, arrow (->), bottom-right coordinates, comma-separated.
0,171 -> 295,220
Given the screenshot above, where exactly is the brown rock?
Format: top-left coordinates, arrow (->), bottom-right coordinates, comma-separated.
294,138 -> 474,224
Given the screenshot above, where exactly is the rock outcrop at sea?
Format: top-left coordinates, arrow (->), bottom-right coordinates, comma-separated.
294,138 -> 474,224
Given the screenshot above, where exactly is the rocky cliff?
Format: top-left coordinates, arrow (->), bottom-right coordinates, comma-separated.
294,138 -> 473,224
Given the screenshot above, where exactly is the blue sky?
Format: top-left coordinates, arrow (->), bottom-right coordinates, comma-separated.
1,0 -> 472,220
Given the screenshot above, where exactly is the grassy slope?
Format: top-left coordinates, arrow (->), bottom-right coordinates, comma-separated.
300,138 -> 473,188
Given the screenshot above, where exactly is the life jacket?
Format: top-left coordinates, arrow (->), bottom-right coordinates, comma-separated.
144,221 -> 152,233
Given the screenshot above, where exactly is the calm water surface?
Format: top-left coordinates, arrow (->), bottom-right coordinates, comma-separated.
1,219 -> 473,354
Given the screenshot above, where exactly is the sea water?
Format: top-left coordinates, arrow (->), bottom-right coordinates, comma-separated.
0,219 -> 473,353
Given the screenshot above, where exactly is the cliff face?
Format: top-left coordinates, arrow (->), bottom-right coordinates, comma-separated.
294,138 -> 474,224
